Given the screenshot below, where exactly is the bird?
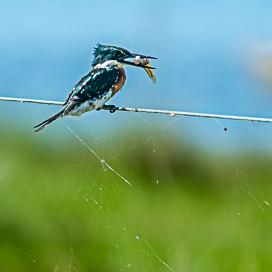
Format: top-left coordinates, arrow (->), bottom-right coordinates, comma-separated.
34,44 -> 157,132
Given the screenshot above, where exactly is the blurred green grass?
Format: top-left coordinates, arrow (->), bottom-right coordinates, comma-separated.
0,128 -> 272,272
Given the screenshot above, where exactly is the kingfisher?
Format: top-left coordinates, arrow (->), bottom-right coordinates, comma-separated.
34,44 -> 157,132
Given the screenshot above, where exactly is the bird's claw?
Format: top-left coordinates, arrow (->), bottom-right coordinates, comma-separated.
104,104 -> 118,113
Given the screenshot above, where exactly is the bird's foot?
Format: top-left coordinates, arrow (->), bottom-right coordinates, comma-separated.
103,104 -> 118,113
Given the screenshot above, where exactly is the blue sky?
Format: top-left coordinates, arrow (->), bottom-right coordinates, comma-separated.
1,1 -> 272,150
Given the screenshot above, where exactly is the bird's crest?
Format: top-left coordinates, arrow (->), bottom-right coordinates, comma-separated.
92,44 -> 132,67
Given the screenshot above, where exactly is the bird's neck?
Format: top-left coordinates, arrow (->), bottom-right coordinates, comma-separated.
94,60 -> 121,69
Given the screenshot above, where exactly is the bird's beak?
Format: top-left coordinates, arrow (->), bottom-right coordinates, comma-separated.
120,53 -> 157,84
119,60 -> 156,69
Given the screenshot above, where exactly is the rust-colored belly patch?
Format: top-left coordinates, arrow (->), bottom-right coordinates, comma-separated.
112,68 -> 126,96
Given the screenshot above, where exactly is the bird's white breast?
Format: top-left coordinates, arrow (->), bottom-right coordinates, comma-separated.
68,90 -> 113,116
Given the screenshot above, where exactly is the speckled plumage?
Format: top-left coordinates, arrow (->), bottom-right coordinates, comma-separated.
64,64 -> 125,116
34,62 -> 126,131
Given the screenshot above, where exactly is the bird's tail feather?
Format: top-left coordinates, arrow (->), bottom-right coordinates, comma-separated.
34,109 -> 65,132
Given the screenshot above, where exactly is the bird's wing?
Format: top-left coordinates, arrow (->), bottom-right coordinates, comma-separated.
63,66 -> 120,111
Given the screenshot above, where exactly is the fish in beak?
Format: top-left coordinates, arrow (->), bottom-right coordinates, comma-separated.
119,53 -> 157,84
134,56 -> 157,84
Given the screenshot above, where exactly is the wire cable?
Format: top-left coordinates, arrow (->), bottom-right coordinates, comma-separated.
1,96 -> 272,123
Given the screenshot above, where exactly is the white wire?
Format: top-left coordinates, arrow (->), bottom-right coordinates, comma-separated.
1,96 -> 272,123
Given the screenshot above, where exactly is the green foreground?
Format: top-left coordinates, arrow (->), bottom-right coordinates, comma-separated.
0,130 -> 272,272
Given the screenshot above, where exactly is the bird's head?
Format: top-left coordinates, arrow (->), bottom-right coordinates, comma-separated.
92,44 -> 157,83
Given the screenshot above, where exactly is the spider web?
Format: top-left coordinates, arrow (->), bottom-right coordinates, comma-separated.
2,109 -> 271,271
65,121 -> 176,272
42,112 -> 272,272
